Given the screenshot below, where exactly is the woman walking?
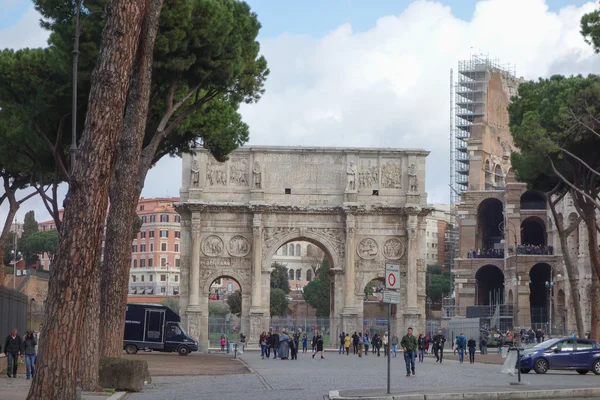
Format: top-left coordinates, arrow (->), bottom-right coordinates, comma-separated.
302,334 -> 308,353
358,333 -> 364,357
468,337 -> 477,364
417,333 -> 426,363
23,331 -> 37,380
363,332 -> 370,356
260,331 -> 267,359
312,331 -> 325,359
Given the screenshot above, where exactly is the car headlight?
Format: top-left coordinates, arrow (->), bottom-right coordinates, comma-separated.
521,353 -> 531,359
195,341 -> 198,346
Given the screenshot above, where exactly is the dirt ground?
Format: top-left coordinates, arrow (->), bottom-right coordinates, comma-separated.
122,352 -> 250,376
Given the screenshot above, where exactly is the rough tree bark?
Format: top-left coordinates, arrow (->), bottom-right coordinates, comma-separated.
581,201 -> 600,340
98,0 -> 163,358
547,186 -> 585,337
26,1 -> 147,398
78,259 -> 101,391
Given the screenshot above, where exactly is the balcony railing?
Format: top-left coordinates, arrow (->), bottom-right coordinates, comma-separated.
520,201 -> 546,210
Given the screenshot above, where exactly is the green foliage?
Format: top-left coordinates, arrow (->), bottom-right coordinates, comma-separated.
22,211 -> 39,243
582,9 -> 600,53
23,230 -> 59,257
364,279 -> 377,297
269,288 -> 289,317
302,258 -> 331,317
270,262 -> 290,294
426,264 -> 450,304
3,232 -> 16,266
162,297 -> 180,315
227,290 -> 242,317
208,301 -> 230,317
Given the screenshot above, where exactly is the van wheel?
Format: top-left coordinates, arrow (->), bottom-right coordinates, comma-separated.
125,344 -> 138,355
178,346 -> 190,356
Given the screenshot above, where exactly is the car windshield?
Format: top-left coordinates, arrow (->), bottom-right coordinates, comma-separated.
531,338 -> 562,349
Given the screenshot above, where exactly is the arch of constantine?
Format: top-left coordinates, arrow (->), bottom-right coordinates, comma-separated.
176,146 -> 430,350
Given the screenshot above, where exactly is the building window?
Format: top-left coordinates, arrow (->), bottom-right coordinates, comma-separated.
148,258 -> 153,267
161,243 -> 167,252
140,258 -> 146,268
140,244 -> 146,252
296,269 -> 301,281
282,246 -> 288,256
175,215 -> 181,223
175,231 -> 181,239
289,244 -> 295,256
150,242 -> 154,252
132,259 -> 137,268
174,275 -> 179,282
132,244 -> 137,253
175,258 -> 180,267
175,243 -> 179,252
140,205 -> 145,211
161,274 -> 167,282
161,258 -> 168,267
141,275 -> 145,282
306,269 -> 312,282
150,215 -> 156,222
288,269 -> 294,280
149,275 -> 153,282
132,275 -> 137,282
160,215 -> 169,223
141,216 -> 147,223
296,244 -> 301,256
161,287 -> 165,294
160,230 -> 168,238
149,230 -> 155,238
140,231 -> 146,239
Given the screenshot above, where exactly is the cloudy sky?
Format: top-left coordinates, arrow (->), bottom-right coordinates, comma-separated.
1,0 -> 599,224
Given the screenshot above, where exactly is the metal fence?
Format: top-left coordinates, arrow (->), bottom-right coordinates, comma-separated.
0,286 -> 28,338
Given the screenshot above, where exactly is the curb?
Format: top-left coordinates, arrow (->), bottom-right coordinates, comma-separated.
327,387 -> 600,400
106,392 -> 127,400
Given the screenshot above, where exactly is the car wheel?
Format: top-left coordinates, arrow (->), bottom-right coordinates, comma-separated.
577,369 -> 589,375
178,345 -> 190,356
125,344 -> 138,355
593,360 -> 600,375
520,368 -> 531,374
534,358 -> 549,374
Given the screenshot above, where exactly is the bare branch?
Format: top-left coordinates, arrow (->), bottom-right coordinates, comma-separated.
569,108 -> 600,140
560,147 -> 600,179
31,121 -> 71,181
550,158 -> 600,210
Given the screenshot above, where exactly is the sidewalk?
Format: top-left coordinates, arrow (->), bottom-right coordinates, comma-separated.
328,386 -> 600,400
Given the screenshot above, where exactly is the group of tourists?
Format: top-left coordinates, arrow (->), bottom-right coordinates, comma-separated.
259,329 -> 324,360
467,248 -> 505,258
3,326 -> 40,380
517,244 -> 553,255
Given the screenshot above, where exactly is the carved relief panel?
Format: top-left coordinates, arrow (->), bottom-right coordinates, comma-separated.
205,159 -> 227,187
229,158 -> 249,186
382,238 -> 405,260
357,238 -> 378,259
228,235 -> 251,257
381,160 -> 402,189
202,235 -> 224,256
358,159 -> 379,189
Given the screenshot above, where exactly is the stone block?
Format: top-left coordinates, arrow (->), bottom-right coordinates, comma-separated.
99,357 -> 151,393
424,393 -> 463,400
392,395 -> 425,400
497,391 -> 528,400
463,393 -> 497,400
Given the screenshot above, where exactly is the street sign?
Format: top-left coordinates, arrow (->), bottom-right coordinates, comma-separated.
385,263 -> 400,290
382,290 -> 400,304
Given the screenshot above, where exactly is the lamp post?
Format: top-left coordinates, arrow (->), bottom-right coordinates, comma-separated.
29,298 -> 36,330
500,217 -> 519,330
165,262 -> 170,296
545,269 -> 561,337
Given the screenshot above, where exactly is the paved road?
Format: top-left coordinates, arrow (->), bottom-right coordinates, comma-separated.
128,351 -> 600,400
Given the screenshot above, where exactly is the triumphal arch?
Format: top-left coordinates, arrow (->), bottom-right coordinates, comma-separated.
177,146 -> 430,350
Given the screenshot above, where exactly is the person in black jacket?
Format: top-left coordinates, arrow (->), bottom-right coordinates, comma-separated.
432,329 -> 446,363
271,330 -> 280,360
5,328 -> 23,378
467,337 -> 477,364
352,332 -> 359,355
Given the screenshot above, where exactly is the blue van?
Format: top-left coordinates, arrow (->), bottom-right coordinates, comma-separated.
123,303 -> 199,356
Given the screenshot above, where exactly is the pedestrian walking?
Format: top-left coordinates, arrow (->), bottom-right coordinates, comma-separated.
220,335 -> 226,352
375,334 -> 382,356
338,332 -> 345,354
401,327 -> 417,377
468,337 -> 477,364
455,332 -> 467,363
312,331 -> 325,359
480,336 -> 487,355
382,332 -> 389,357
265,332 -> 272,358
23,331 -> 37,379
497,335 -> 504,355
417,333 -> 426,362
4,328 -> 23,378
425,335 -> 430,354
433,329 -> 446,363
272,330 -> 280,359
358,333 -> 364,357
363,332 -> 370,356
344,333 -> 351,355
302,334 -> 308,353
279,330 -> 290,360
260,331 -> 267,359
289,336 -> 298,360
391,333 -> 399,358
372,333 -> 378,355
352,332 -> 359,355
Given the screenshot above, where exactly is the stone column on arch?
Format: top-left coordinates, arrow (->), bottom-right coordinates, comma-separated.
342,213 -> 359,334
248,213 -> 264,347
405,213 -> 420,315
186,212 -> 205,350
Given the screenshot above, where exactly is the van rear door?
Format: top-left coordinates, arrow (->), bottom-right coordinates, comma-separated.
144,308 -> 165,344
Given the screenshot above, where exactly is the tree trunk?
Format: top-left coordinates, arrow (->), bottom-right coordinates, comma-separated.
582,202 -> 600,340
0,200 -> 18,287
547,195 -> 585,337
99,0 -> 164,358
78,263 -> 101,391
26,1 -> 147,398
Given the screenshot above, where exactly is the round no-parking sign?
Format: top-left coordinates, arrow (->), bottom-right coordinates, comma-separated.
385,263 -> 400,290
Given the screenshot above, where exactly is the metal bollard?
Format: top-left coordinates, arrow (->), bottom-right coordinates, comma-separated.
226,338 -> 230,354
234,343 -> 238,359
509,346 -> 526,385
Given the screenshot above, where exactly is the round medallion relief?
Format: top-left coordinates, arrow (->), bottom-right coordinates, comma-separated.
201,235 -> 224,257
357,238 -> 378,259
228,235 -> 251,257
383,238 -> 405,260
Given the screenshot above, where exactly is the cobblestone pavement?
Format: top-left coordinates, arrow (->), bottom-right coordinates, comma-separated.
128,351 -> 600,400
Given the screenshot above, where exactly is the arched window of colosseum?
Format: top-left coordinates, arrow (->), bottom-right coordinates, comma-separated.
296,269 -> 302,281
282,245 -> 288,256
306,269 -> 312,282
288,268 -> 294,280
289,244 -> 295,256
494,164 -> 504,187
296,244 -> 301,256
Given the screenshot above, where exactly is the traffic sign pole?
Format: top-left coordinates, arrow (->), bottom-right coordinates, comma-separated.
387,302 -> 391,394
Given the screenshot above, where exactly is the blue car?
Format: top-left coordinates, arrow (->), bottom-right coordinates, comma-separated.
519,337 -> 600,375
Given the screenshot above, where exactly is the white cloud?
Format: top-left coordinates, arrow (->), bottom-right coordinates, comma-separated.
2,0 -> 600,224
0,5 -> 49,50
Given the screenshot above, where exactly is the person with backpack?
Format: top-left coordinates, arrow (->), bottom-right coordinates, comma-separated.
338,332 -> 345,354
357,333 -> 364,357
363,332 -> 370,356
455,332 -> 467,363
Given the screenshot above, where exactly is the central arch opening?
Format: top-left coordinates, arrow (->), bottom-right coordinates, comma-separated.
520,191 -> 546,210
521,217 -> 546,246
477,198 -> 504,250
475,265 -> 504,306
208,275 -> 241,348
529,263 -> 551,325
